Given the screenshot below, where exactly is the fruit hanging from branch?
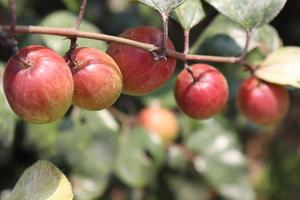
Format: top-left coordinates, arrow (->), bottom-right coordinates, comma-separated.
68,47 -> 123,110
174,64 -> 229,119
237,77 -> 290,126
3,45 -> 74,123
107,26 -> 177,96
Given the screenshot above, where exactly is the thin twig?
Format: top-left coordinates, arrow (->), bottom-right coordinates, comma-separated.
183,29 -> 196,82
0,25 -> 240,64
8,0 -> 16,37
238,30 -> 251,60
8,0 -> 18,53
74,0 -> 87,30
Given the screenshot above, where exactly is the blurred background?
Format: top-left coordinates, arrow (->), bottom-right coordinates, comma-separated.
0,0 -> 300,200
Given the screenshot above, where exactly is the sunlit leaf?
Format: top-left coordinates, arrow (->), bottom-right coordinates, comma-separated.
255,47 -> 300,88
40,11 -> 106,54
204,0 -> 287,29
138,0 -> 185,14
171,0 -> 205,30
7,160 -> 73,200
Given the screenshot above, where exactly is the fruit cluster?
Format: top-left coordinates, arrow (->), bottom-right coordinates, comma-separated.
3,26 -> 290,128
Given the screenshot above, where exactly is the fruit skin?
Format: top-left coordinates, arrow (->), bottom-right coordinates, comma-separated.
174,64 -> 228,119
3,45 -> 74,123
107,26 -> 177,96
237,77 -> 289,125
138,107 -> 179,144
69,47 -> 122,110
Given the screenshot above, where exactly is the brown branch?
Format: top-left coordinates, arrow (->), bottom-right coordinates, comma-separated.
0,25 -> 240,64
75,0 -> 87,30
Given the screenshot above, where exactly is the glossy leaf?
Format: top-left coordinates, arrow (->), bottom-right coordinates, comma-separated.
40,11 -> 106,54
7,160 -> 73,200
171,0 -> 205,30
204,0 -> 287,29
138,0 -> 185,14
114,128 -> 165,188
255,47 -> 300,88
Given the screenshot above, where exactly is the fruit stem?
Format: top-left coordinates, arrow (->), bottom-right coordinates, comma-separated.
15,55 -> 32,68
238,30 -> 251,61
152,12 -> 169,60
183,29 -> 197,83
65,0 -> 88,67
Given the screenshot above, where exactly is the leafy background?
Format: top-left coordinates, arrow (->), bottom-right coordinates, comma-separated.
0,0 -> 300,200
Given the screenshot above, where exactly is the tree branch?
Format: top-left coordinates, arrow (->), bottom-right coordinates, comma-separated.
0,25 -> 240,64
74,0 -> 87,30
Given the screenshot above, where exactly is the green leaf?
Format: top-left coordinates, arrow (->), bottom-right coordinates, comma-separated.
56,109 -> 119,199
255,47 -> 300,88
167,175 -> 210,200
138,0 -> 185,14
114,128 -> 165,188
26,109 -> 118,199
191,14 -> 282,56
7,160 -> 73,200
166,145 -> 188,171
25,121 -> 61,157
40,11 -> 106,54
186,119 -> 255,200
204,0 -> 287,29
171,0 -> 205,30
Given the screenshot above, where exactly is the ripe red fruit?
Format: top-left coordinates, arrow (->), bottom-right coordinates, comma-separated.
237,77 -> 289,125
3,45 -> 74,123
69,47 -> 122,110
107,26 -> 177,95
138,107 -> 178,144
174,64 -> 228,119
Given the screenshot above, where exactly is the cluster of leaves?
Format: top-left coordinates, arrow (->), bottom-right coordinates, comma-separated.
1,0 -> 300,200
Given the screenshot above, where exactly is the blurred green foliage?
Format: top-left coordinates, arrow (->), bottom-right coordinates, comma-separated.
0,1 -> 300,200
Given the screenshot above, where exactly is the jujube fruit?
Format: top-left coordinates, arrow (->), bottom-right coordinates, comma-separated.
174,64 -> 228,119
107,26 -> 177,96
69,47 -> 122,110
138,107 -> 179,144
237,77 -> 289,125
3,45 -> 74,123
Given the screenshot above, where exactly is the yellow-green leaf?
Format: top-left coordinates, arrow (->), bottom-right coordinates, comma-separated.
255,47 -> 300,88
7,160 -> 73,200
